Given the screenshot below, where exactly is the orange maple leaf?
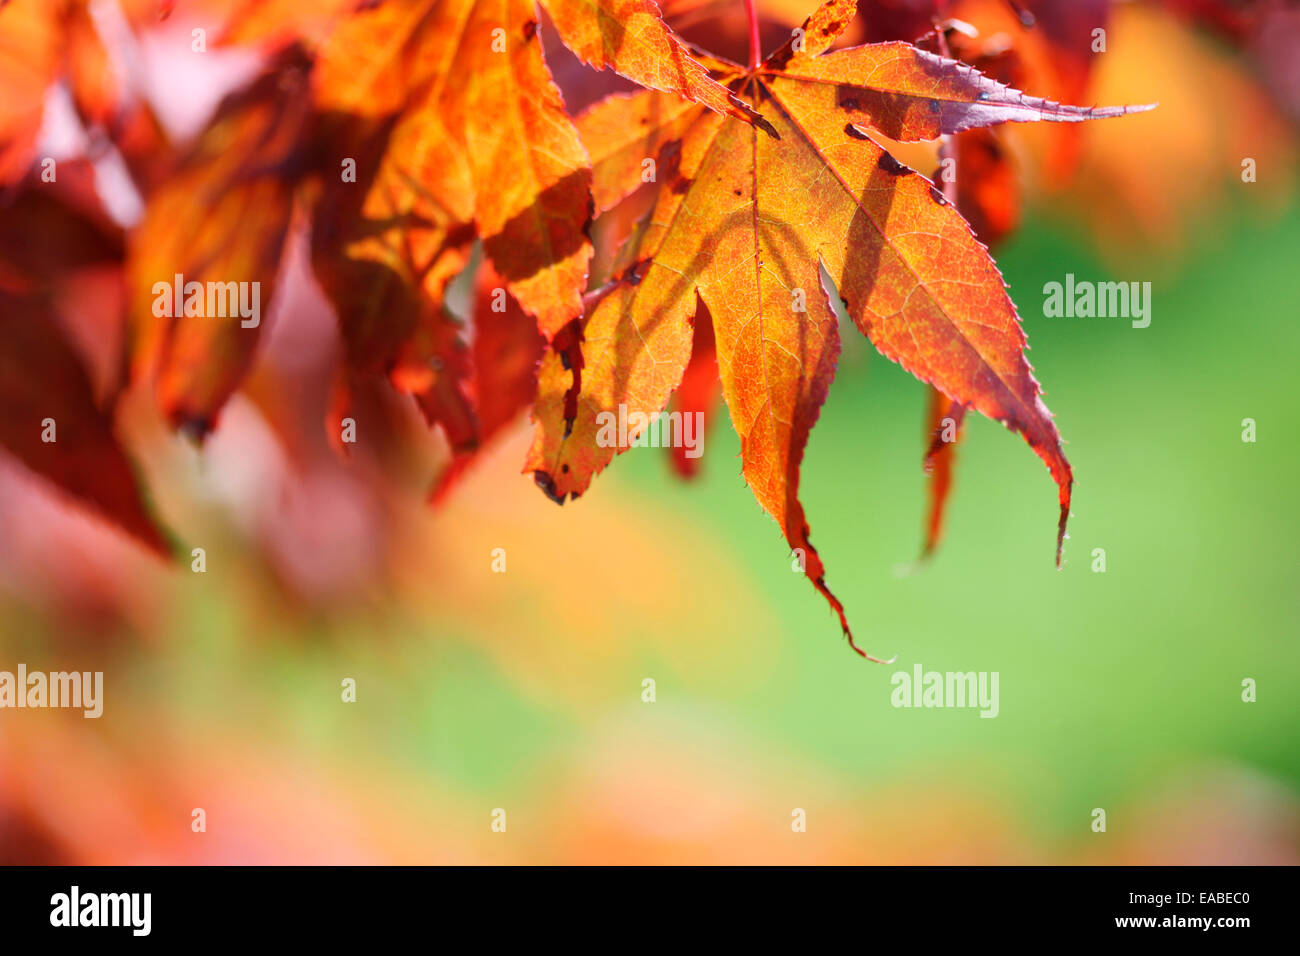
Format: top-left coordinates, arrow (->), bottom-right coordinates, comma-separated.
311,0 -> 770,340
527,0 -> 1153,659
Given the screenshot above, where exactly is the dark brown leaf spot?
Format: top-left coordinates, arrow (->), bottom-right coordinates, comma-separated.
534,470 -> 567,504
176,414 -> 215,442
844,124 -> 869,140
876,152 -> 908,176
766,46 -> 794,71
657,138 -> 683,185
580,194 -> 595,241
621,258 -> 650,287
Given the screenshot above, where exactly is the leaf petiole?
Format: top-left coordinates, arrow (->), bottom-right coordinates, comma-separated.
744,0 -> 761,70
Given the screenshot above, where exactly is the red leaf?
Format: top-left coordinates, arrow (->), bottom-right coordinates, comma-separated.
0,293 -> 168,555
667,299 -> 718,479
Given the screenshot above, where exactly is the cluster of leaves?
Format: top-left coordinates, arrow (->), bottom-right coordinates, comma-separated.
0,0 -> 1159,658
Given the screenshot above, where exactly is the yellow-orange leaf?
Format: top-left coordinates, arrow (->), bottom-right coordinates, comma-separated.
458,0 -> 594,339
529,30 -> 1151,656
313,0 -> 596,339
127,59 -> 308,434
539,0 -> 772,130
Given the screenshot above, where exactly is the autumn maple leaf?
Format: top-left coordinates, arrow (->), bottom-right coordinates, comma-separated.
310,0 -> 770,337
303,0 -> 772,468
129,0 -> 764,442
527,0 -> 1154,660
